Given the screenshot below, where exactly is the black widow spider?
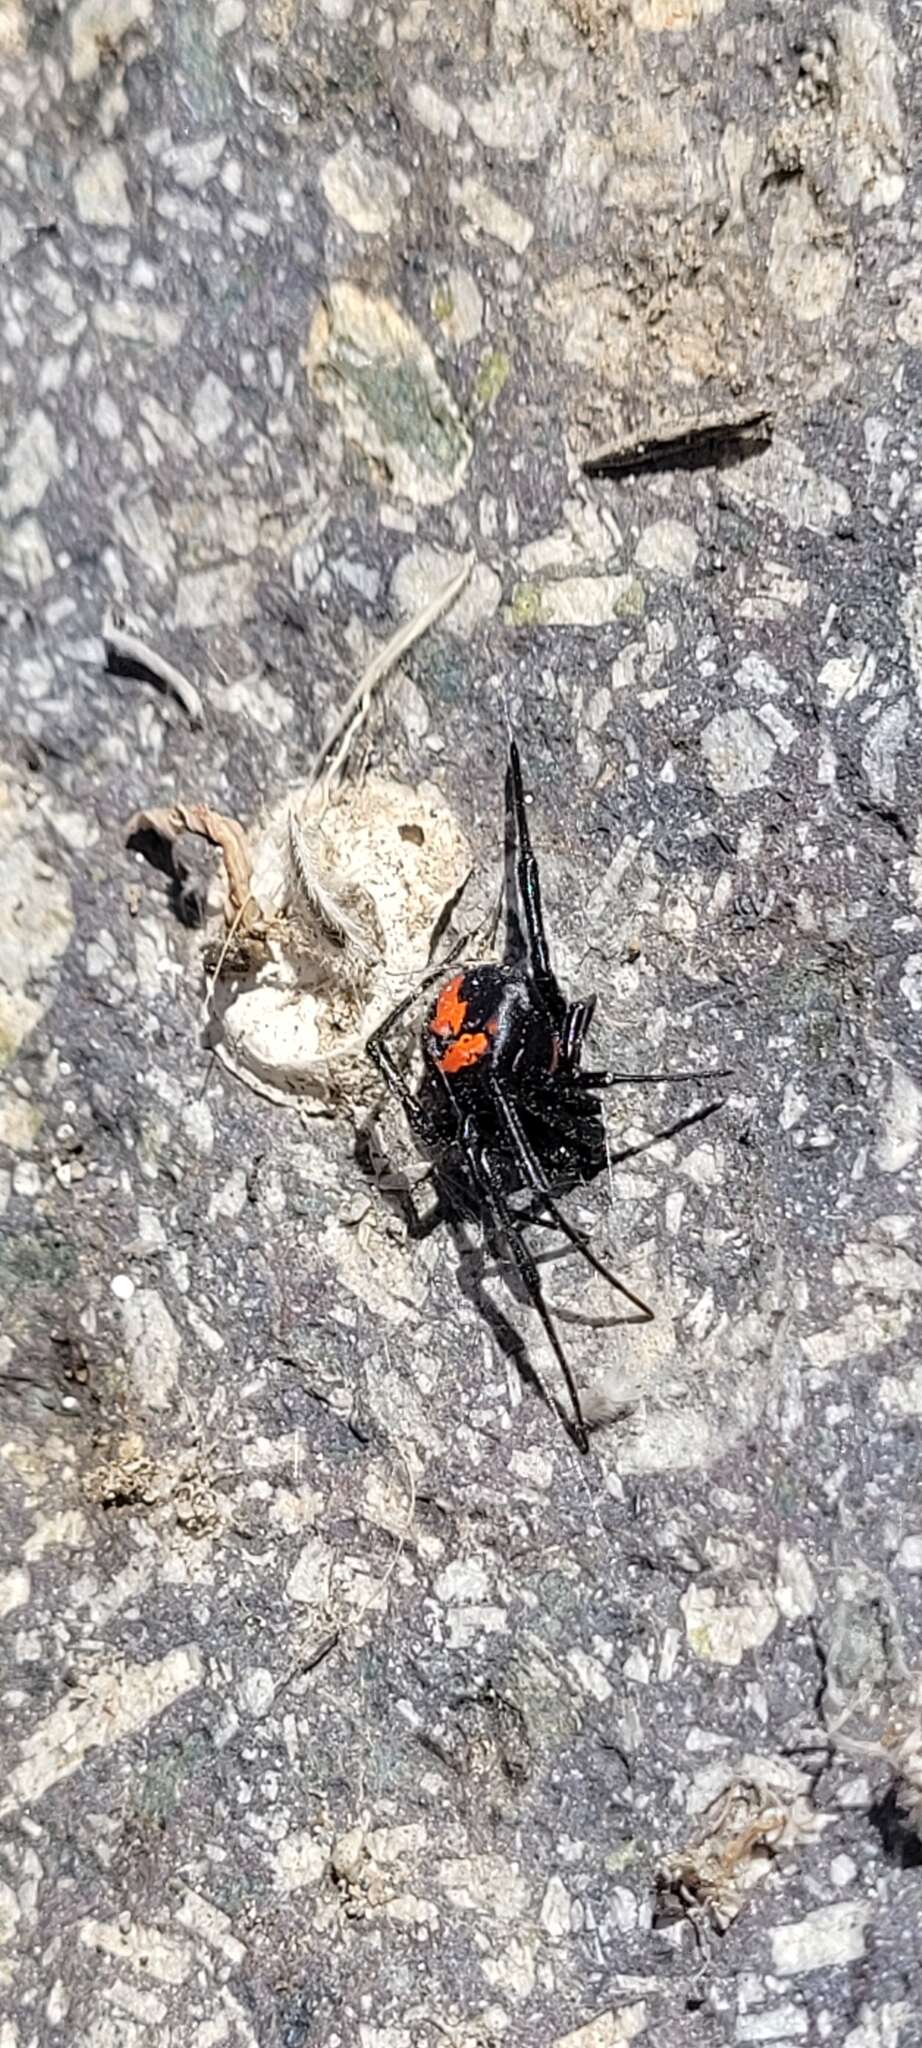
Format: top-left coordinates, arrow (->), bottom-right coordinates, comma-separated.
366,741 -> 725,1453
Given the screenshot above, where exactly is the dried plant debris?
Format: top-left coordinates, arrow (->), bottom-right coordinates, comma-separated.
83,1432 -> 223,1537
213,774 -> 471,1109
656,1774 -> 821,1935
127,802 -> 262,936
128,561 -> 475,1108
104,616 -> 204,725
834,1675 -> 922,1845
582,406 -> 774,479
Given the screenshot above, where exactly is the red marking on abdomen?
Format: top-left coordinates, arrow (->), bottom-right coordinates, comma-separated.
431,973 -> 467,1040
438,1031 -> 490,1074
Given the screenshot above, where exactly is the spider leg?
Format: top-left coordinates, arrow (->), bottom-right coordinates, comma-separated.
459,1117 -> 590,1453
503,745 -> 527,968
365,931 -> 474,1144
604,1098 -> 724,1165
575,1066 -> 731,1088
507,740 -> 567,1026
491,1079 -> 655,1322
560,996 -> 597,1071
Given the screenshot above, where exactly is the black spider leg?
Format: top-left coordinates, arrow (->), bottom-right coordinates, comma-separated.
490,1079 -> 655,1322
466,1122 -> 590,1454
503,743 -> 527,968
364,933 -> 473,1143
576,1065 -> 731,1088
560,996 -> 596,1071
506,739 -> 567,1025
517,1092 -> 725,1181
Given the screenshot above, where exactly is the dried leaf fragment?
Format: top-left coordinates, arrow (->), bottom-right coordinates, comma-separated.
656,1778 -> 818,1934
126,802 -> 262,933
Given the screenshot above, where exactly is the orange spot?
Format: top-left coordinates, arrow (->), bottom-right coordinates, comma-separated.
438,1032 -> 490,1074
431,973 -> 467,1040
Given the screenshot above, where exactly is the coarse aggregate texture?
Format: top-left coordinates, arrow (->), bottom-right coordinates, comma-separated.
2,1 -> 922,2044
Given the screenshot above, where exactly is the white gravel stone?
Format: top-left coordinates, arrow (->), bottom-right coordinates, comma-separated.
818,645 -> 876,708
238,1666 -> 275,1717
0,1569 -> 30,1620
434,1558 -> 492,1604
727,438 -> 851,536
433,266 -> 483,344
700,708 -> 777,797
0,409 -> 59,520
634,519 -> 699,579
93,391 -> 122,439
770,1900 -> 872,1976
861,697 -> 909,805
775,1540 -> 818,1619
539,1874 -> 572,1940
437,1854 -> 529,1921
451,175 -> 534,253
462,77 -> 560,160
163,134 -> 226,190
681,1581 -> 779,1666
736,2006 -> 808,2042
3,1648 -> 203,1810
833,5 -> 905,213
286,1536 -> 333,1606
0,516 -> 54,589
769,182 -> 851,321
874,1058 -> 921,1173
407,80 -> 460,140
70,0 -> 152,82
190,371 -> 234,445
120,1289 -> 181,1411
321,140 -> 410,236
307,283 -> 471,506
74,146 -> 132,228
392,545 -> 500,636
530,574 -> 643,628
275,1831 -> 327,1892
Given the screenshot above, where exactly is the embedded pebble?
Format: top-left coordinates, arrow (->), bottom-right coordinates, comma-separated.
189,371 -> 234,446
770,1900 -> 872,1976
451,175 -> 534,254
73,147 -> 133,229
634,519 -> 699,579
238,1666 -> 275,1717
70,0 -> 152,81
321,140 -> 411,237
307,283 -> 472,505
681,1581 -> 779,1666
119,1290 -> 181,1411
407,80 -> 460,141
0,410 -> 59,520
700,708 -> 777,796
432,265 -> 483,344
392,544 -> 500,635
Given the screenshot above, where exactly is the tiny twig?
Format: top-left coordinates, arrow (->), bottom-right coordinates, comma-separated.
309,554 -> 475,797
104,620 -> 204,725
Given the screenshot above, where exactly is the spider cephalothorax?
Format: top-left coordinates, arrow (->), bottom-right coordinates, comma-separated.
367,741 -> 724,1452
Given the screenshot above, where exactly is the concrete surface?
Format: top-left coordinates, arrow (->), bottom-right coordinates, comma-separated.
1,1 -> 922,2044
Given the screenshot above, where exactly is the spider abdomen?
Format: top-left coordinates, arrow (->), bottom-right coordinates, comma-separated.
426,964 -> 558,1086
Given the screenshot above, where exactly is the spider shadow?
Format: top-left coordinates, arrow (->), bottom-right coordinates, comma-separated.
354,1112 -> 597,1455
868,1786 -> 922,1869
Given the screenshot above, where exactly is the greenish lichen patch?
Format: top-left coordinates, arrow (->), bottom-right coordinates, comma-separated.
307,283 -> 472,506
